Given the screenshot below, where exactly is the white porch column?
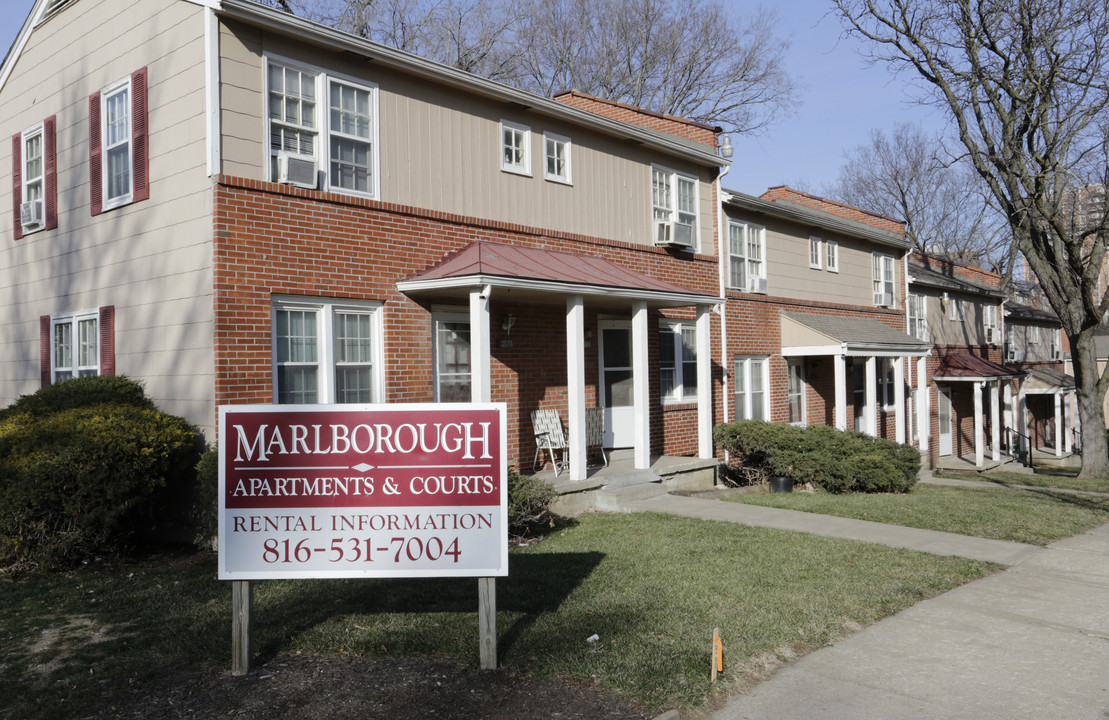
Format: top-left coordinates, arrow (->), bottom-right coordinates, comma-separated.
566,295 -> 586,480
469,287 -> 491,402
1018,388 -> 1029,457
864,356 -> 877,437
1003,382 -> 1013,454
834,354 -> 848,431
1063,392 -> 1073,453
631,301 -> 650,469
1055,392 -> 1064,457
990,380 -> 1001,462
696,305 -> 713,459
973,381 -> 984,467
894,356 -> 906,444
916,356 -> 929,453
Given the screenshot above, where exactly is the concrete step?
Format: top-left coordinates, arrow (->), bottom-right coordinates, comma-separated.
594,481 -> 668,511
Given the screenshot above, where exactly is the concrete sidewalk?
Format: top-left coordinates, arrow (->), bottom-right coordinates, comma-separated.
703,523 -> 1109,719
620,493 -> 1038,565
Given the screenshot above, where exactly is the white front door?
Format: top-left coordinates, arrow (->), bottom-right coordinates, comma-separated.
938,387 -> 953,456
599,320 -> 634,448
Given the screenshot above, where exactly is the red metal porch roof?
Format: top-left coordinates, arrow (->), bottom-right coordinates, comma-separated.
935,354 -> 1025,380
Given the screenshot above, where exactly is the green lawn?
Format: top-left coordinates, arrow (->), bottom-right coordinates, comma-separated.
947,469 -> 1109,494
728,483 -> 1109,545
0,513 -> 995,718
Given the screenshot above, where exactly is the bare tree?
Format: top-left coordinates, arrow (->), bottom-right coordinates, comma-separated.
829,122 -> 1013,277
835,0 -> 1109,477
280,0 -> 796,133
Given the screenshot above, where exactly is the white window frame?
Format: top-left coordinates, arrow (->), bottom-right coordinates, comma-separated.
51,310 -> 99,383
734,356 -> 769,421
826,239 -> 839,272
265,56 -> 380,199
20,122 -> 45,232
872,253 -> 896,307
877,357 -> 896,410
1029,325 -> 1041,344
500,119 -> 531,176
949,298 -> 966,322
787,360 -> 806,425
543,131 -> 572,184
728,220 -> 767,292
101,76 -> 133,210
907,293 -> 929,341
809,236 -> 823,269
652,164 -> 700,250
984,304 -> 998,343
272,298 -> 384,404
1051,327 -> 1061,358
659,320 -> 698,404
433,310 -> 473,402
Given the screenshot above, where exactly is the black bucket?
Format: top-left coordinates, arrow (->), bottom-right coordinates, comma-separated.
769,476 -> 794,493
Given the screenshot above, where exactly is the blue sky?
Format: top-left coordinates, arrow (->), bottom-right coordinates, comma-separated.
0,0 -> 949,197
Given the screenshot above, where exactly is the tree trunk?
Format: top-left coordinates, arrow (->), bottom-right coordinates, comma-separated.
1069,331 -> 1109,478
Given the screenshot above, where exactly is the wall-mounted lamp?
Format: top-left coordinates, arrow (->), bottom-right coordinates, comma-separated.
718,133 -> 734,159
502,313 -> 516,335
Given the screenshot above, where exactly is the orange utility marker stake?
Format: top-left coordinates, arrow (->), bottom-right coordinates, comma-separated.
711,627 -> 723,683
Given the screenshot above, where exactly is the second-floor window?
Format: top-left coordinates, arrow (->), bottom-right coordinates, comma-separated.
501,120 -> 531,175
267,59 -> 378,197
544,132 -> 571,184
809,236 -> 822,269
872,253 -> 895,306
22,125 -> 43,225
728,220 -> 766,293
984,304 -> 998,343
102,79 -> 132,207
90,68 -> 148,215
652,166 -> 698,248
826,239 -> 839,272
907,294 -> 928,341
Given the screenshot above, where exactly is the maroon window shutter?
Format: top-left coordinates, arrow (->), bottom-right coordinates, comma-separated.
89,91 -> 102,215
131,68 -> 149,202
43,116 -> 58,230
12,133 -> 22,240
99,305 -> 115,377
40,315 -> 52,387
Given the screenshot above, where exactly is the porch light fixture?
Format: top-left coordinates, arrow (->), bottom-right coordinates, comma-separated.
502,313 -> 516,335
718,133 -> 733,159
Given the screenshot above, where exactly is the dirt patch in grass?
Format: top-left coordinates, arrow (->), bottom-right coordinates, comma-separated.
81,653 -> 654,720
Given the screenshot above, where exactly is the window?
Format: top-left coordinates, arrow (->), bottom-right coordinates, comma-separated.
787,361 -> 805,425
1051,328 -> 1061,358
728,220 -> 767,292
90,68 -> 148,214
273,299 -> 382,404
329,80 -> 374,194
1029,325 -> 1040,344
500,120 -> 531,175
907,293 -> 928,341
266,59 -> 378,196
948,297 -> 966,322
809,237 -> 823,269
434,312 -> 471,402
872,253 -> 895,306
826,239 -> 839,272
984,304 -> 998,343
877,358 -> 896,409
544,132 -> 571,184
660,321 -> 698,402
652,166 -> 698,248
42,307 -> 114,386
12,118 -> 57,237
734,356 -> 768,420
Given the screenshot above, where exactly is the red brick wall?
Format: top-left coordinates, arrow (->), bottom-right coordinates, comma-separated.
212,176 -> 721,466
552,90 -> 719,147
759,187 -> 906,235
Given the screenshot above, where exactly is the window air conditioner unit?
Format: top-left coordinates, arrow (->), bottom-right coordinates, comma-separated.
670,220 -> 694,248
20,199 -> 42,228
747,277 -> 768,294
277,151 -> 318,189
878,292 -> 893,307
1009,349 -> 1025,363
985,326 -> 997,344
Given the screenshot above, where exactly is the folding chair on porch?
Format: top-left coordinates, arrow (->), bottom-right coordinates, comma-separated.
531,409 -> 569,475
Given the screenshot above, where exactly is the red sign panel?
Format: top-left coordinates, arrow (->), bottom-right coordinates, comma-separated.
218,403 -> 508,580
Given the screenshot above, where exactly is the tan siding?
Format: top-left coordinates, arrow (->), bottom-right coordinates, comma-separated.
217,19 -> 715,251
0,0 -> 215,431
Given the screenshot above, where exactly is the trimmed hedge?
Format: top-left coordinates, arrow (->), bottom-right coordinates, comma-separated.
0,377 -> 200,570
714,420 -> 920,494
